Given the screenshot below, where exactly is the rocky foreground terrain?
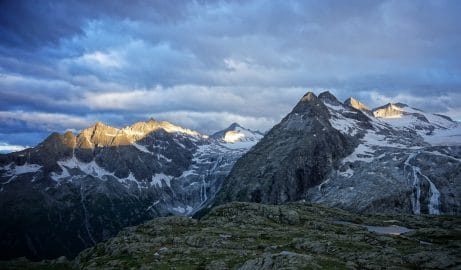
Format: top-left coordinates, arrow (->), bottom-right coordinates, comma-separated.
2,202 -> 460,269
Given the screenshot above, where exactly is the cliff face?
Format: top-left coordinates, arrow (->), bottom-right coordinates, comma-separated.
345,97 -> 370,112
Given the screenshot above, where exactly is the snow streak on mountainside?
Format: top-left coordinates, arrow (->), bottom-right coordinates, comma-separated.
0,120 -> 261,260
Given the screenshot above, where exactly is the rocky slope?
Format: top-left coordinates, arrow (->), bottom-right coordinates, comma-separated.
215,92 -> 361,204
216,91 -> 461,216
0,120 -> 261,260
3,202 -> 460,269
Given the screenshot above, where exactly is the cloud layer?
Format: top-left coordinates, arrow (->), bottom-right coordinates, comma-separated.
1,0 -> 460,148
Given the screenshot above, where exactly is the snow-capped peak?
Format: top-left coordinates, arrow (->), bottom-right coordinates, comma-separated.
211,123 -> 264,149
370,102 -> 457,136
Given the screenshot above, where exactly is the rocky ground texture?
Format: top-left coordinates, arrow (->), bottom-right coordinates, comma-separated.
2,202 -> 460,269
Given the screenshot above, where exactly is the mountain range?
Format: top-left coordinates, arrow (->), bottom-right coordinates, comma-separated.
0,91 -> 459,261
216,92 -> 460,216
0,119 -> 262,260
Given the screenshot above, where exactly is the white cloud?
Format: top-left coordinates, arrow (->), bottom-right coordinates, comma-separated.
79,51 -> 123,68
0,111 -> 92,131
367,90 -> 461,114
147,110 -> 274,134
81,84 -> 307,120
0,142 -> 28,153
445,107 -> 461,121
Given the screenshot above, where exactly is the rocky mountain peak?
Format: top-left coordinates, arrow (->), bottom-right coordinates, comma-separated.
286,92 -> 332,129
82,121 -> 117,135
125,120 -> 154,136
371,102 -> 458,136
212,122 -> 247,135
73,119 -> 208,149
394,102 -> 409,108
41,132 -> 65,147
372,103 -> 405,118
291,91 -> 322,111
30,132 -> 76,168
215,91 -> 357,205
63,131 -> 77,148
376,102 -> 409,110
228,122 -> 242,130
210,123 -> 263,148
318,91 -> 342,106
301,91 -> 317,102
76,122 -> 119,148
344,97 -> 370,112
39,131 -> 76,150
93,121 -> 107,128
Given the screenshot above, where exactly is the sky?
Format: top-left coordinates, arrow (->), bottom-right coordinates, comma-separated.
0,0 -> 461,151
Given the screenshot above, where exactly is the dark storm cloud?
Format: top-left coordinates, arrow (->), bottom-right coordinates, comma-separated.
0,0 -> 192,49
0,0 -> 460,148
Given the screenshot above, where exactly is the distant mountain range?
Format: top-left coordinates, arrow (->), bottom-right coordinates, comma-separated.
0,91 -> 460,261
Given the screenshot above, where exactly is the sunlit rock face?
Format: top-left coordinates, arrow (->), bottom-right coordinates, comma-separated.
76,119 -> 207,149
215,91 -> 460,218
372,103 -> 406,118
0,119 -> 259,261
344,97 -> 370,112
